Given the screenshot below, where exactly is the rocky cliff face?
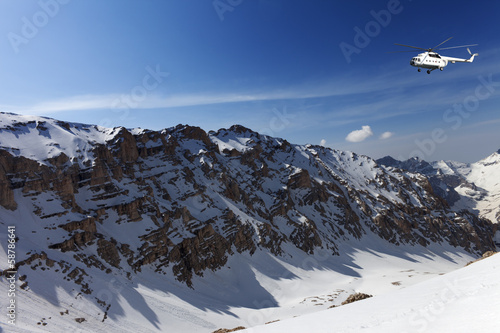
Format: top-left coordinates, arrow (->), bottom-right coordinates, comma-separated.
0,113 -> 496,308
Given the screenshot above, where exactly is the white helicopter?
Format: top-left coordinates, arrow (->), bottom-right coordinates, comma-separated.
393,37 -> 478,74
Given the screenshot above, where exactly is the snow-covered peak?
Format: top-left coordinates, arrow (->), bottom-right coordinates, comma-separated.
0,112 -> 121,167
429,149 -> 500,179
377,155 -> 437,175
431,159 -> 471,177
466,150 -> 500,194
475,149 -> 500,167
209,124 -> 276,154
210,129 -> 257,153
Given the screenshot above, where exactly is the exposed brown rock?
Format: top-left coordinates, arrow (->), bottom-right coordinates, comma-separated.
178,125 -> 213,147
60,217 -> 97,233
135,224 -> 174,269
97,239 -> 121,268
465,251 -> 498,266
49,232 -> 96,252
112,197 -> 145,222
341,292 -> 372,305
222,210 -> 257,255
111,128 -> 139,163
290,221 -> 322,254
169,224 -> 232,287
258,223 -> 287,256
0,167 -> 16,210
288,169 -> 312,189
212,327 -> 246,333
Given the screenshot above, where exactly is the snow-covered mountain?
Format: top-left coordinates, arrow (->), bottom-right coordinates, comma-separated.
437,152 -> 500,226
378,151 -> 500,225
0,112 -> 497,332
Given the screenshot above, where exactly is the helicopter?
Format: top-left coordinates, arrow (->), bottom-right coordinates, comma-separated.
392,37 -> 478,74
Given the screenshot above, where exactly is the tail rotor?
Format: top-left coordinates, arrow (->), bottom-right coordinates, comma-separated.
467,48 -> 479,62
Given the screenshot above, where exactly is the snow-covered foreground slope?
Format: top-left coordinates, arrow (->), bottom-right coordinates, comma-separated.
0,243 -> 476,332
245,253 -> 500,333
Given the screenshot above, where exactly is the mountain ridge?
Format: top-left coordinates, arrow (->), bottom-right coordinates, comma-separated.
0,112 -> 497,331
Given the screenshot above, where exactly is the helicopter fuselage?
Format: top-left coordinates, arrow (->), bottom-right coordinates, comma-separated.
410,52 -> 447,71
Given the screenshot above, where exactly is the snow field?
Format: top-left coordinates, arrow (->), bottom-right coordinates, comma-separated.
244,252 -> 500,333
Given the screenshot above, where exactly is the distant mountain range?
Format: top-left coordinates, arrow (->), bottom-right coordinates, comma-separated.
377,150 -> 500,225
0,112 -> 497,332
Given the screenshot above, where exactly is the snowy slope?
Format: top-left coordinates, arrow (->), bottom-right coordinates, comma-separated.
0,242 -> 478,333
244,253 -> 500,333
0,113 -> 496,333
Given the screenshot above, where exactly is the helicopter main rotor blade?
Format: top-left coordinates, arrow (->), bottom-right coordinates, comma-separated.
394,43 -> 427,51
386,50 -> 421,54
430,37 -> 453,51
436,44 -> 478,51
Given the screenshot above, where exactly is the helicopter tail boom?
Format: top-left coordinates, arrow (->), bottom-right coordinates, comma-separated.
441,48 -> 478,64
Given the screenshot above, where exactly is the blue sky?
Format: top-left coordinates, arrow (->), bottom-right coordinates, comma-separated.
0,0 -> 499,162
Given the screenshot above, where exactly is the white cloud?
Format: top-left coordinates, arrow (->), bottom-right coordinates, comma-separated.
345,125 -> 373,143
320,139 -> 326,146
379,131 -> 394,140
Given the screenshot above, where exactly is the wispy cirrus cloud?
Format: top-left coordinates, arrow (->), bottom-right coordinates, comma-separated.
1,80 -> 381,115
3,54 -> 499,119
0,64 -> 428,114
0,94 -> 120,115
